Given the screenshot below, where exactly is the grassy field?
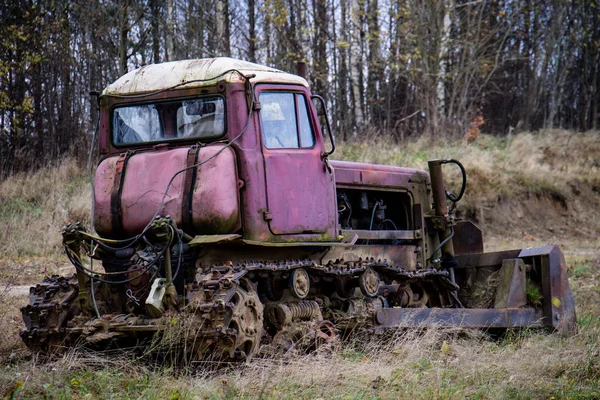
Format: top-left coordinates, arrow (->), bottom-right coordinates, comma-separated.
1,130 -> 599,399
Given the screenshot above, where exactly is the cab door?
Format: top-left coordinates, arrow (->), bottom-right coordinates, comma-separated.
258,88 -> 336,236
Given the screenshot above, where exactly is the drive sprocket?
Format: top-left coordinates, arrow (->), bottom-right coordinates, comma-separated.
189,273 -> 264,361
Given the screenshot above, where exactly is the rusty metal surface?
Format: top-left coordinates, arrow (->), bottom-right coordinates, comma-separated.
340,229 -> 419,241
452,220 -> 484,255
330,160 -> 429,189
20,275 -> 81,353
456,249 -> 522,268
456,245 -> 576,335
427,159 -> 455,269
375,307 -> 544,329
94,144 -> 241,236
102,58 -> 308,96
322,244 -> 419,270
188,234 -> 242,246
519,246 -> 577,335
494,259 -> 527,309
242,234 -> 357,247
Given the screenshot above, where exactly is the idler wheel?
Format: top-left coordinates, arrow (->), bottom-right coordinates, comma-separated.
289,268 -> 310,299
359,267 -> 380,297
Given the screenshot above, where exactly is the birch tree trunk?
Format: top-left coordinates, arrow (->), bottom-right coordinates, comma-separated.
248,0 -> 257,62
436,0 -> 453,136
118,0 -> 129,75
350,0 -> 364,127
166,0 -> 174,61
216,0 -> 231,56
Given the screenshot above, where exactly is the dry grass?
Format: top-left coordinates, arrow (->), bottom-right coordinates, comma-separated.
0,158 -> 90,258
0,283 -> 29,364
2,288 -> 599,399
1,130 -> 600,399
0,158 -> 90,281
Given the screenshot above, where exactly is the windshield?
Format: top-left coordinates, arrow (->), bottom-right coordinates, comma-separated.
112,96 -> 226,145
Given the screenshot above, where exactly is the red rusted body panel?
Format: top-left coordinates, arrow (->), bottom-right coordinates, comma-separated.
263,148 -> 335,235
243,84 -> 338,241
330,160 -> 429,189
94,144 -> 241,236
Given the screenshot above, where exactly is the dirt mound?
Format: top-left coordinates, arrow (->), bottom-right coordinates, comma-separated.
460,188 -> 600,248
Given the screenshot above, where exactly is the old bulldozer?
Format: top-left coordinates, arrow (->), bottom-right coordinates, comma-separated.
20,58 -> 576,360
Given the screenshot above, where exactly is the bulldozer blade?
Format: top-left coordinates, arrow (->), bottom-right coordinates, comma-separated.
374,245 -> 576,335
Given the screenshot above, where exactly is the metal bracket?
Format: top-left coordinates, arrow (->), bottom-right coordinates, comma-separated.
425,214 -> 447,232
263,211 -> 273,221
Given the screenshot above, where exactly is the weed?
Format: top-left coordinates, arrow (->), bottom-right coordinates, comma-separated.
526,278 -> 543,307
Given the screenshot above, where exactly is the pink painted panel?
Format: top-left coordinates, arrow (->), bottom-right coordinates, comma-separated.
94,156 -> 119,235
330,160 -> 429,189
119,148 -> 187,234
263,148 -> 336,235
191,145 -> 242,234
94,145 -> 240,237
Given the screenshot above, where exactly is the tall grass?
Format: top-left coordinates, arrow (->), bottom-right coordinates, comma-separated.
2,306 -> 600,398
0,159 -> 90,260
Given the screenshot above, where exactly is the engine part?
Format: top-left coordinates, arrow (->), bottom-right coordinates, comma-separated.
145,278 -> 167,318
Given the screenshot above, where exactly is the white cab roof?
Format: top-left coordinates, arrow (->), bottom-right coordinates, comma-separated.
103,57 -> 308,95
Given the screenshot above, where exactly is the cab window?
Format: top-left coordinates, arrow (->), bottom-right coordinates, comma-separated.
260,92 -> 315,149
111,96 -> 226,146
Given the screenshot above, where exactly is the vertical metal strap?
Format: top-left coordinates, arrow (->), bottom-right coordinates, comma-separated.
181,145 -> 200,233
110,151 -> 134,236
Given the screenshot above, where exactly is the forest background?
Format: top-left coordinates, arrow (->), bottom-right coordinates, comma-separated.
1,0 -> 600,177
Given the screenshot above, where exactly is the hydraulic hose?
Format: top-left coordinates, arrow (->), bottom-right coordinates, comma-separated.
440,159 -> 467,203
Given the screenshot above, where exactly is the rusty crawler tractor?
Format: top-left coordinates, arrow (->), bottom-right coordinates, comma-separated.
21,58 -> 576,360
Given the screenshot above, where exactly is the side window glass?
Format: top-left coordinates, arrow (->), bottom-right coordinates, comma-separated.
260,91 -> 315,149
260,92 -> 299,148
297,94 -> 315,148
